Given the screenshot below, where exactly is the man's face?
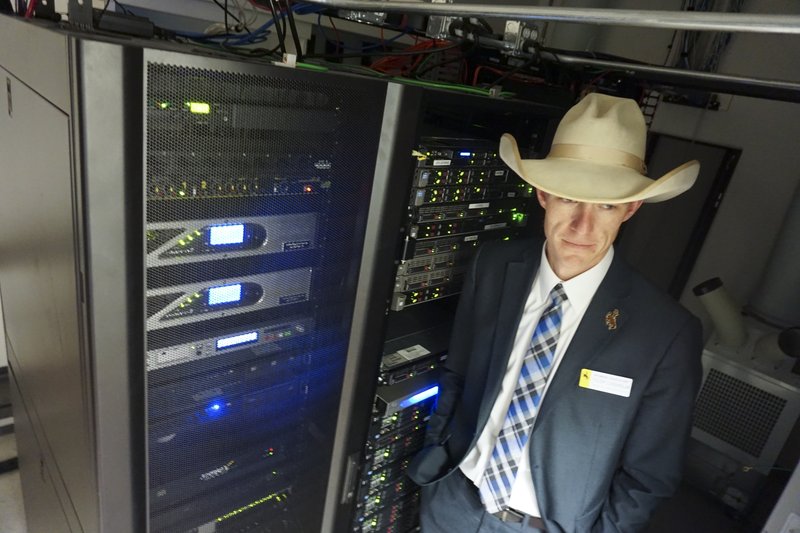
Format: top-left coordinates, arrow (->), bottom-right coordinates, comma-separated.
537,190 -> 642,280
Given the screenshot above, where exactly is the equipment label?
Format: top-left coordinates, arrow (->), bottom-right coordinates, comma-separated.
464,235 -> 479,242
484,223 -> 508,230
396,344 -> 431,361
433,159 -> 451,167
283,240 -> 311,251
469,202 -> 490,209
279,293 -> 308,304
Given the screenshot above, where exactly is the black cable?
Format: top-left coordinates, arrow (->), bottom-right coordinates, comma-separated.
281,0 -> 304,60
211,0 -> 250,33
101,0 -> 131,15
304,40 -> 463,61
0,457 -> 19,474
474,18 -> 494,35
266,0 -> 286,56
219,40 -> 280,59
492,48 -> 539,87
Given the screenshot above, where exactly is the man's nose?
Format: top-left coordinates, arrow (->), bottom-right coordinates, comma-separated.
571,204 -> 594,233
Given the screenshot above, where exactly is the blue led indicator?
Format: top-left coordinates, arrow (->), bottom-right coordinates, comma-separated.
209,224 -> 245,246
208,284 -> 242,305
216,331 -> 259,350
459,151 -> 472,157
398,385 -> 439,409
205,401 -> 226,418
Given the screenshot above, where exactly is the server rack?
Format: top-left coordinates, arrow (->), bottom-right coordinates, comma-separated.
0,16 -> 407,533
340,91 -> 566,533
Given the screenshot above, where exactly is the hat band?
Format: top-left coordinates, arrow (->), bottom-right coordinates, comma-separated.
548,144 -> 646,174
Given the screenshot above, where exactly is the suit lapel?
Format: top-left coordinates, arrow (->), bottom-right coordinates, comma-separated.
474,246 -> 539,433
534,256 -> 633,427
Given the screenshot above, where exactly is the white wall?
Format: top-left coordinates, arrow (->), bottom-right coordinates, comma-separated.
556,0 -> 800,333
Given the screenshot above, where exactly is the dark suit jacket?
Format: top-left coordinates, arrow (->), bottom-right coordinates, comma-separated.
407,237 -> 703,533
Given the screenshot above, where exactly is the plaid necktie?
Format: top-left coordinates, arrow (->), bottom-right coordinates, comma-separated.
478,283 -> 568,513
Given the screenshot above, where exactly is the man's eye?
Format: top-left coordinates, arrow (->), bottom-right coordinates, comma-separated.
599,204 -> 616,210
560,197 -> 577,204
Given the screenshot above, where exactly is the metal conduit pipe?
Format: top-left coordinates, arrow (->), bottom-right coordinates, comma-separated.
445,27 -> 800,103
304,0 -> 800,34
545,54 -> 800,103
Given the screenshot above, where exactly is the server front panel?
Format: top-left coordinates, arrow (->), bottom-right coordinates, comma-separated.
143,56 -> 385,533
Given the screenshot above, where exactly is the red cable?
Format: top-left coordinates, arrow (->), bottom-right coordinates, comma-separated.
25,0 -> 36,18
248,0 -> 271,11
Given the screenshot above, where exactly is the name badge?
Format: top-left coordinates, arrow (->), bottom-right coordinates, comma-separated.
578,369 -> 633,397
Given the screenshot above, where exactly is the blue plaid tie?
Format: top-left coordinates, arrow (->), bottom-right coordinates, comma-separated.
478,283 -> 568,513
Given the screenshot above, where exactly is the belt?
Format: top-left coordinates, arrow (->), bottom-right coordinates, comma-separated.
492,508 -> 547,530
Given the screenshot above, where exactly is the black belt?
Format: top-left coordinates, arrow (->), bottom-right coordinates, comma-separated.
492,508 -> 547,530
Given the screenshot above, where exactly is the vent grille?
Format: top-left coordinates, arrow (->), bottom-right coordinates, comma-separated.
693,368 -> 787,458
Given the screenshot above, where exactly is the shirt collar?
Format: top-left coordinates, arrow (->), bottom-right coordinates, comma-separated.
535,242 -> 614,314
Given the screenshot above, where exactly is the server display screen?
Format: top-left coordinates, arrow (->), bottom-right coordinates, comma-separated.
216,331 -> 258,350
209,224 -> 245,246
208,284 -> 242,305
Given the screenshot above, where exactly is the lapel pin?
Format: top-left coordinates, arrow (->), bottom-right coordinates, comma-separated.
605,309 -> 620,331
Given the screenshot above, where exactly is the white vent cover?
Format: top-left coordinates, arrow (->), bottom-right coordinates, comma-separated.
692,349 -> 800,474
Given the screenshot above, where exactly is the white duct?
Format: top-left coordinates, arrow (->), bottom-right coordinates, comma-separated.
750,183 -> 800,328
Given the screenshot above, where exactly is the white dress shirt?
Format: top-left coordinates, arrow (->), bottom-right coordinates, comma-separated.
460,243 -> 614,517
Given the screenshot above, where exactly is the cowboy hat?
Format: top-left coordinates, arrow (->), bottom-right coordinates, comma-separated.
499,92 -> 699,203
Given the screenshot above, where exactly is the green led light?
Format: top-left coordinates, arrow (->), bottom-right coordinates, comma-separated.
188,101 -> 211,114
158,101 -> 170,109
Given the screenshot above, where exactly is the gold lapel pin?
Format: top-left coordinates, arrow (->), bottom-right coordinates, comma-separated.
605,309 -> 620,330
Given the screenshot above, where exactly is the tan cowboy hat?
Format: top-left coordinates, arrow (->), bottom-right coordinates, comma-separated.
499,92 -> 699,203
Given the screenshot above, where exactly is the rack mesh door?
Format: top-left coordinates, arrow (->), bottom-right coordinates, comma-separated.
144,56 -> 386,533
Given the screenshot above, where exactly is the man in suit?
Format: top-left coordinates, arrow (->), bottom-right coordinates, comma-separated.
407,93 -> 704,533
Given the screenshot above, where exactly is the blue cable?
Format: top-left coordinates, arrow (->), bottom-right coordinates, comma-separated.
174,2 -> 324,46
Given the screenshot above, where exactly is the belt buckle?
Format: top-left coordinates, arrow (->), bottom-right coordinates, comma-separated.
493,507 -> 526,524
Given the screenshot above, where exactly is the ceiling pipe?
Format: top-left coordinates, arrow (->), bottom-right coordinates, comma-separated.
304,1 -> 800,34
545,53 -> 800,103
441,26 -> 800,103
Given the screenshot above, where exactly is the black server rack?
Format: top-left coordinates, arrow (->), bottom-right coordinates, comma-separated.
0,16 -> 410,533
141,55 -> 390,533
345,92 -> 566,533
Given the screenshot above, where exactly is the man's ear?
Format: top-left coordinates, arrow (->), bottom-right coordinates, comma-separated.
622,200 -> 644,222
536,189 -> 548,210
